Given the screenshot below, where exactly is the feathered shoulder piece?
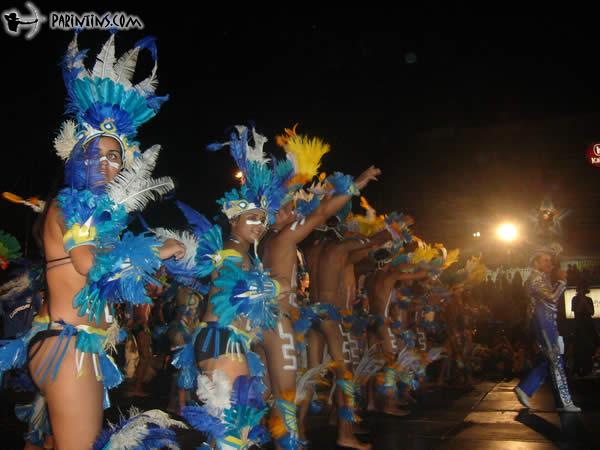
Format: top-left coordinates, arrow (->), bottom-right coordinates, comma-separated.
152,201 -> 242,291
325,172 -> 359,197
58,144 -> 174,250
57,32 -> 169,168
291,188 -> 321,228
0,231 -> 22,270
73,231 -> 163,324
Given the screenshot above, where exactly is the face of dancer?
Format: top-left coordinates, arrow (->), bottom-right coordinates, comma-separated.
273,201 -> 296,229
299,273 -> 310,290
451,283 -> 464,297
534,253 -> 553,274
230,210 -> 267,243
95,136 -> 123,183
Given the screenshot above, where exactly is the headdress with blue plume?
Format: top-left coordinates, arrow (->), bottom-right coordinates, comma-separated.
55,32 -> 169,169
208,125 -> 291,224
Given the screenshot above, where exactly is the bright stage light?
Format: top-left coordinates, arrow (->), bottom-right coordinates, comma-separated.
497,223 -> 517,242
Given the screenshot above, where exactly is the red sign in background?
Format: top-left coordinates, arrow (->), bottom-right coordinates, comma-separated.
587,143 -> 600,167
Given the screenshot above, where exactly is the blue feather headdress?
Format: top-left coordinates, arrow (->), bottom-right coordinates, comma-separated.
208,125 -> 292,224
54,32 -> 169,169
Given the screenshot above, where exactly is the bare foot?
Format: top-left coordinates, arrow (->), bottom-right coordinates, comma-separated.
336,437 -> 372,449
381,405 -> 411,417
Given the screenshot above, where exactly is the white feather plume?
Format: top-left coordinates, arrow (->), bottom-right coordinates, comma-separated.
0,273 -> 29,299
107,407 -> 187,450
116,177 -> 174,213
92,33 -> 117,80
353,345 -> 384,385
426,347 -> 446,363
134,64 -> 158,97
28,393 -> 48,434
53,120 -> 79,160
151,228 -> 199,270
104,322 -> 122,354
195,370 -> 232,417
396,347 -> 420,370
65,34 -> 89,79
247,128 -> 269,164
113,46 -> 141,88
107,145 -> 174,213
295,361 -> 329,403
119,144 -> 160,184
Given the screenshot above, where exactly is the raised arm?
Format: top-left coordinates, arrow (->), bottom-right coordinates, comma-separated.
280,166 -> 382,244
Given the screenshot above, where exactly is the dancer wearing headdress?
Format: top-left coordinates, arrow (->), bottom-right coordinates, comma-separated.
257,125 -> 381,449
514,196 -> 580,412
164,125 -> 288,449
0,32 -> 186,448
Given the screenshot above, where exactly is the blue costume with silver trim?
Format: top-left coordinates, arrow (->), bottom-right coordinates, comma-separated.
517,269 -> 576,408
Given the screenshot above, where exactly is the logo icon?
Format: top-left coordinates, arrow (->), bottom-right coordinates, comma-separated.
2,2 -> 46,40
586,143 -> 600,167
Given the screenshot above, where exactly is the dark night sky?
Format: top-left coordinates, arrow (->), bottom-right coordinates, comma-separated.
2,7 -> 600,263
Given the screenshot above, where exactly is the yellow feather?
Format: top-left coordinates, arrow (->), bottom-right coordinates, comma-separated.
360,196 -> 371,211
443,249 -> 460,268
467,260 -> 488,285
2,192 -> 24,204
275,123 -> 299,148
410,244 -> 439,264
345,196 -> 385,237
282,133 -> 330,186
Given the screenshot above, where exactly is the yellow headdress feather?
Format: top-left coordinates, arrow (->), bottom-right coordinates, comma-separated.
345,196 -> 385,237
276,124 -> 330,186
443,248 -> 460,269
410,244 -> 439,264
466,256 -> 487,285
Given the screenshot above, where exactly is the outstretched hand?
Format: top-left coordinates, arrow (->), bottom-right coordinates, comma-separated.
355,166 -> 381,190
